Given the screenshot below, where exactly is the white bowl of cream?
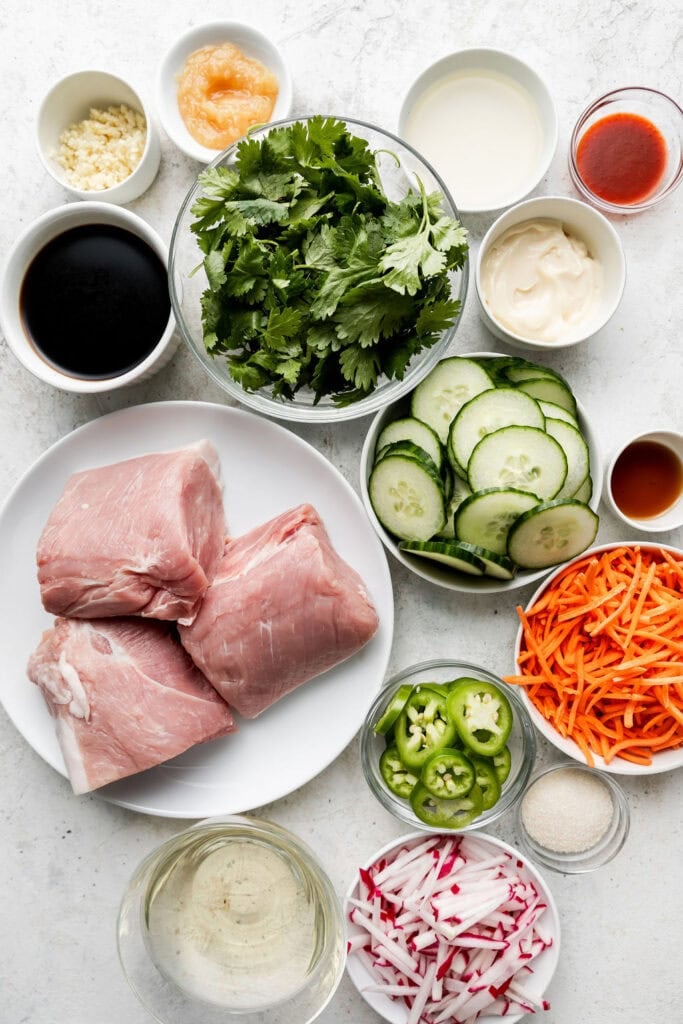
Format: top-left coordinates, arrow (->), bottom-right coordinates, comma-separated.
398,49 -> 557,214
475,196 -> 626,350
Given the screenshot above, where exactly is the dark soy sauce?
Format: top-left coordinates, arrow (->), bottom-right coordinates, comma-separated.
20,224 -> 171,380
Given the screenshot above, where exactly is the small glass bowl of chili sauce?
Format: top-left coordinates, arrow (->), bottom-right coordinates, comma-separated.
605,429 -> 683,533
569,87 -> 683,214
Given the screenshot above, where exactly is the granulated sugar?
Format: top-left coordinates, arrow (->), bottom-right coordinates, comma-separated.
521,766 -> 614,853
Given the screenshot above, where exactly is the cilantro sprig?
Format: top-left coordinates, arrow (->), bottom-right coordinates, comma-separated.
190,117 -> 468,405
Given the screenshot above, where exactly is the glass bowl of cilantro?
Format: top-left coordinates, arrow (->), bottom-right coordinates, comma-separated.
169,116 -> 469,421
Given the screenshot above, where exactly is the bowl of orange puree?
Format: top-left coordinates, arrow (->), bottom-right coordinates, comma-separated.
156,21 -> 293,163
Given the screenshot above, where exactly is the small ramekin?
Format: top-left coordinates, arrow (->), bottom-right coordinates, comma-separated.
604,429 -> 683,533
0,202 -> 178,393
156,21 -> 293,163
569,86 -> 683,215
36,70 -> 161,203
516,762 -> 630,873
475,195 -> 626,351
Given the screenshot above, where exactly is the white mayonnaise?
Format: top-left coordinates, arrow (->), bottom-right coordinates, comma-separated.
403,68 -> 544,210
144,838 -> 321,1009
480,219 -> 603,342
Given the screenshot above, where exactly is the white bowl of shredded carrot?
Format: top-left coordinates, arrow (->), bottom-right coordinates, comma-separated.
506,542 -> 683,774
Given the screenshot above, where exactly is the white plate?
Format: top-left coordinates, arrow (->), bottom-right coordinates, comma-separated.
0,402 -> 394,817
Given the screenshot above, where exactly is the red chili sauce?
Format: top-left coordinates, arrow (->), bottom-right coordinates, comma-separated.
576,112 -> 667,205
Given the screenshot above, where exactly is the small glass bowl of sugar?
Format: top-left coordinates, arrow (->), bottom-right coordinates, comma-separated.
516,762 -> 630,873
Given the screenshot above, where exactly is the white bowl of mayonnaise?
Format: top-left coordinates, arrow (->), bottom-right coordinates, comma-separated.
475,196 -> 626,351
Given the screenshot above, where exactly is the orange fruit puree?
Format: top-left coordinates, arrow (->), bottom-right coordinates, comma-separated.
177,43 -> 279,150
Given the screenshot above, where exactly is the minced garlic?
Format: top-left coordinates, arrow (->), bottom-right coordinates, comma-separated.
55,104 -> 147,191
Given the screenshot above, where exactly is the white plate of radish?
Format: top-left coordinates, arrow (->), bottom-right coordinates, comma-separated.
345,830 -> 560,1024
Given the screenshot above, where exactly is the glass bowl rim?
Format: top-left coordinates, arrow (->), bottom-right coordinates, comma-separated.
116,813 -> 346,1022
359,658 -> 537,834
168,113 -> 469,423
568,85 -> 683,214
515,760 -> 631,873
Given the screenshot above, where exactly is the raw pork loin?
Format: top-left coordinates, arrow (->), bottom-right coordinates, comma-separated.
37,441 -> 225,625
27,617 -> 236,794
179,504 -> 379,718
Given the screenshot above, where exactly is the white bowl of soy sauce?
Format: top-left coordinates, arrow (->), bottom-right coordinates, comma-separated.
0,202 -> 178,393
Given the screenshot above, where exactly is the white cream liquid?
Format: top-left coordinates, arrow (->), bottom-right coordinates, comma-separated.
404,68 -> 545,210
144,838 -> 321,1009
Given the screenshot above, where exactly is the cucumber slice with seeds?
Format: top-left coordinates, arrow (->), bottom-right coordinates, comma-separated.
448,387 -> 545,473
438,475 -> 473,539
399,540 -> 486,575
544,418 -> 590,500
454,487 -> 540,554
468,425 -> 567,499
507,499 -> 599,569
376,417 -> 443,470
369,455 -> 445,541
411,357 -> 495,443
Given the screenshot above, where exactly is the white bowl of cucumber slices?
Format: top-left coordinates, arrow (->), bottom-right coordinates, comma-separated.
359,352 -> 603,592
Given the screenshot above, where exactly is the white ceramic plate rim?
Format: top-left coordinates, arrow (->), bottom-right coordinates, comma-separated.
0,401 -> 394,817
344,830 -> 561,1024
513,541 -> 683,775
359,352 -> 603,593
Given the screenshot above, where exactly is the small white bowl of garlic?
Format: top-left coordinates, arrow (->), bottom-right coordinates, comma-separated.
475,195 -> 626,351
36,69 -> 161,204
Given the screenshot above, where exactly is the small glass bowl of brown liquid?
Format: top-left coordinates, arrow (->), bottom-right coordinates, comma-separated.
605,429 -> 683,532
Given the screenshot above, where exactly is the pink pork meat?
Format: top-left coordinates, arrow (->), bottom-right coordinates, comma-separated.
178,503 -> 379,718
37,441 -> 225,625
27,617 -> 236,794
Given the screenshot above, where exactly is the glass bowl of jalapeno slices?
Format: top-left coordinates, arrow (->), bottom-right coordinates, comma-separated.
360,659 -> 537,833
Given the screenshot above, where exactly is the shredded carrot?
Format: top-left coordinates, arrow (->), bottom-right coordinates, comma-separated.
504,545 -> 683,767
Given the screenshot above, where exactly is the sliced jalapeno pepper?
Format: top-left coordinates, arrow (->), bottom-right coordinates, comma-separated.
395,689 -> 457,770
410,782 -> 484,829
414,682 -> 450,699
379,746 -> 419,799
492,745 -> 512,784
420,748 -> 475,799
470,756 -> 502,810
446,679 -> 513,757
373,684 -> 413,736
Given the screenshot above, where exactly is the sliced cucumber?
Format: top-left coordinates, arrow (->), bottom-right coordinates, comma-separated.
454,487 -> 540,555
515,377 -> 577,416
374,440 -> 441,479
438,475 -> 474,539
376,417 -> 443,471
507,499 -> 599,569
501,360 -> 566,384
544,418 -> 591,500
447,388 -> 545,474
369,455 -> 445,541
399,540 -> 486,575
572,476 -> 593,502
449,541 -> 516,580
410,357 -> 495,443
468,426 -> 567,499
538,400 -> 578,426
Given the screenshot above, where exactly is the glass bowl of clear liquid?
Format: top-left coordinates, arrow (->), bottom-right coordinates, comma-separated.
117,815 -> 346,1023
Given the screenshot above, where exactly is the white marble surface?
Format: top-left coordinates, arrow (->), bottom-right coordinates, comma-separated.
1,2 -> 682,1022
